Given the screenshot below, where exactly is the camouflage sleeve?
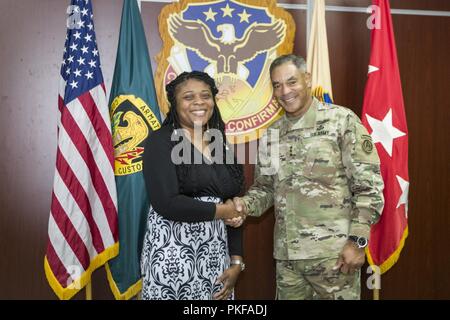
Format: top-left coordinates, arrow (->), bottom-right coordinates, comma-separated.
341,112 -> 385,240
241,162 -> 275,217
241,130 -> 276,217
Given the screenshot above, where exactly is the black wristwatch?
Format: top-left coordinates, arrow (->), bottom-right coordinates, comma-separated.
348,235 -> 368,249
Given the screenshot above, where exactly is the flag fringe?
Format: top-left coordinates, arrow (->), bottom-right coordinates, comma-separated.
105,263 -> 142,300
366,226 -> 409,274
44,242 -> 119,300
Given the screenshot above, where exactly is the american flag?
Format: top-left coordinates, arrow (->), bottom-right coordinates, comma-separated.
44,0 -> 118,300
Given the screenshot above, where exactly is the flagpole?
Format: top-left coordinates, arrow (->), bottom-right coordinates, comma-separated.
306,0 -> 313,50
86,281 -> 92,300
373,288 -> 379,300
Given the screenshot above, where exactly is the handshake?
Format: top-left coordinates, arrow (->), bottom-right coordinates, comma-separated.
215,197 -> 248,228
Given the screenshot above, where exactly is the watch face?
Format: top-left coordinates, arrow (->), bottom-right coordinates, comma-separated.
231,260 -> 245,271
357,237 -> 368,248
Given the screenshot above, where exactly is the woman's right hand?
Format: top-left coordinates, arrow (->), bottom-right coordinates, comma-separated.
215,199 -> 243,220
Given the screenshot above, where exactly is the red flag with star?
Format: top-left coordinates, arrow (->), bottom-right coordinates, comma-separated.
362,0 -> 409,274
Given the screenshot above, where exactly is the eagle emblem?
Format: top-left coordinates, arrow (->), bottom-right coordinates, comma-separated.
168,14 -> 285,83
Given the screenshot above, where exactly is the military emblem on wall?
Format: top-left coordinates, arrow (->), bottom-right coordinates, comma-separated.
155,0 -> 295,143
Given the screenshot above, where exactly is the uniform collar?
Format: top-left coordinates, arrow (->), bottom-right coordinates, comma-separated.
282,97 -> 318,132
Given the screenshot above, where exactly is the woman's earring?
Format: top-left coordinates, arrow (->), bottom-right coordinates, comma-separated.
173,123 -> 178,135
204,123 -> 209,141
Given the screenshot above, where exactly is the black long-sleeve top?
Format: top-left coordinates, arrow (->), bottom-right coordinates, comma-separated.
143,125 -> 243,256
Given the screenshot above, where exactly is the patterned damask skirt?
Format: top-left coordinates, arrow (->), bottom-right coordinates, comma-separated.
140,196 -> 232,300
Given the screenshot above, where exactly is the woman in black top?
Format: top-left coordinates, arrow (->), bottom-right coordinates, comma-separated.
141,71 -> 244,300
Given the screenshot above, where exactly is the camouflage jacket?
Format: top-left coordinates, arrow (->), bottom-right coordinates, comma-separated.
242,98 -> 384,260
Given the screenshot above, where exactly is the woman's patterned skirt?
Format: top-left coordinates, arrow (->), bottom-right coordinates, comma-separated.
141,196 -> 232,300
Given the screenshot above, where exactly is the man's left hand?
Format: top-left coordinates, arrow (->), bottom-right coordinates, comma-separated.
333,241 -> 366,274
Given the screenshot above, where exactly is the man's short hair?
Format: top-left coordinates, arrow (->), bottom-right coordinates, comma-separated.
269,54 -> 307,76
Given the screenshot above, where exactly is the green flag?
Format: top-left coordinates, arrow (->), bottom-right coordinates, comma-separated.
106,0 -> 161,300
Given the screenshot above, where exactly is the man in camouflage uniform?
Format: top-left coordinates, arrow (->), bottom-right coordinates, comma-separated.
232,54 -> 384,300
